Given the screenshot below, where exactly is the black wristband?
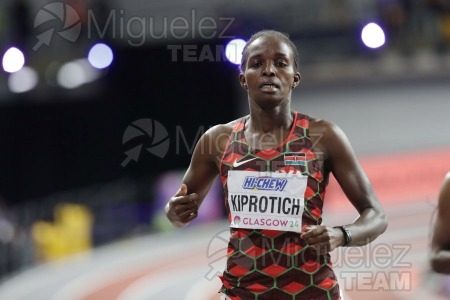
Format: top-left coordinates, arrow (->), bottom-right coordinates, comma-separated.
335,225 -> 352,246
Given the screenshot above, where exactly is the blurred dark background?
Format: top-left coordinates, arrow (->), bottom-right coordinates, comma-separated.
0,0 -> 449,282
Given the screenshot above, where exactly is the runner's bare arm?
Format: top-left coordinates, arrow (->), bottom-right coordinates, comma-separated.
325,121 -> 387,246
300,120 -> 388,251
430,173 -> 450,274
165,124 -> 231,227
301,120 -> 384,253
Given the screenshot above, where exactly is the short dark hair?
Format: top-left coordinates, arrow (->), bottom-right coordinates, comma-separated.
240,30 -> 300,73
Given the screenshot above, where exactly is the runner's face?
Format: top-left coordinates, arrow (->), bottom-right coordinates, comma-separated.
240,36 -> 300,108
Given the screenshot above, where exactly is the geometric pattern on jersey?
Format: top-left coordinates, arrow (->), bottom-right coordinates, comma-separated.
219,112 -> 341,300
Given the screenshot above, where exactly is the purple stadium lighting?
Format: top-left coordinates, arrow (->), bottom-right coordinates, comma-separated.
2,47 -> 25,73
361,23 -> 386,49
88,43 -> 114,69
225,39 -> 246,65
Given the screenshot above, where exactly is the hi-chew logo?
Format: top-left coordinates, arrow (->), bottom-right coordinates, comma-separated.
242,176 -> 287,191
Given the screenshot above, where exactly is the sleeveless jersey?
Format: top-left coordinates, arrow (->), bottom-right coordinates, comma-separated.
219,112 -> 341,300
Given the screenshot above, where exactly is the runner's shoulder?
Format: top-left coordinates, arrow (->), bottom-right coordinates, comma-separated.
307,116 -> 340,139
199,117 -> 246,157
204,117 -> 245,139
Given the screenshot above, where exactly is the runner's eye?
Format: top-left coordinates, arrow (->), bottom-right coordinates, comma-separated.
250,61 -> 262,68
275,60 -> 287,67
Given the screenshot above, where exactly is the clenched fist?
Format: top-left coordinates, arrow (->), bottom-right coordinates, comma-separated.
165,184 -> 199,227
300,225 -> 345,255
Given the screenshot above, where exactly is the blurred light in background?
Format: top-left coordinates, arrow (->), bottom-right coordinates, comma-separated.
2,47 -> 25,73
31,203 -> 92,262
57,61 -> 86,89
8,66 -> 38,94
88,43 -> 114,69
361,23 -> 386,49
225,38 -> 246,65
57,59 -> 100,89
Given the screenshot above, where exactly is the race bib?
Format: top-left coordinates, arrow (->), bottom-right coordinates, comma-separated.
227,170 -> 307,232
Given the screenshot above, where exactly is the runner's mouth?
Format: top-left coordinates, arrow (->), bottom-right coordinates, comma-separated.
259,83 -> 280,89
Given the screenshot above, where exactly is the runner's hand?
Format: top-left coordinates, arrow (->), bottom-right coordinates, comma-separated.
300,225 -> 344,255
166,184 -> 199,227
